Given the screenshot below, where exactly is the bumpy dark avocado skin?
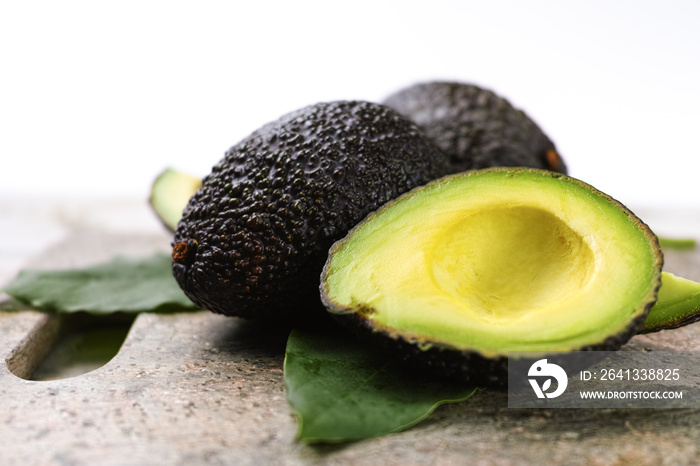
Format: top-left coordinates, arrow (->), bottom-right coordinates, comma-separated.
171,101 -> 450,321
383,81 -> 567,174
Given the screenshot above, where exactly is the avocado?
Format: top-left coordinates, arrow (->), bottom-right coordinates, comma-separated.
320,168 -> 662,385
153,166 -> 700,336
641,272 -> 700,333
149,168 -> 202,232
171,101 -> 450,320
383,81 -> 567,174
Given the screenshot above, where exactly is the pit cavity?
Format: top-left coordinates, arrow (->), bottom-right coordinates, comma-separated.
431,206 -> 595,321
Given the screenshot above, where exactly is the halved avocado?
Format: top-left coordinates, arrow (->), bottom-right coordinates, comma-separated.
641,272 -> 700,333
149,168 -> 202,232
320,168 -> 663,384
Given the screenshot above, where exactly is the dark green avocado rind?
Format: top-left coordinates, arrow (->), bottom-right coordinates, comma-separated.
172,101 -> 450,321
383,81 -> 567,174
319,168 -> 662,385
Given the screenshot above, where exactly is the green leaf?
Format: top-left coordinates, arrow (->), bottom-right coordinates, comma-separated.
3,252 -> 199,313
284,327 -> 479,444
658,236 -> 697,250
641,271 -> 700,333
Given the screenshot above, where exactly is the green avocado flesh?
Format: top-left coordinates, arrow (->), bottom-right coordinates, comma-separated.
321,168 -> 662,359
642,272 -> 700,333
149,168 -> 202,232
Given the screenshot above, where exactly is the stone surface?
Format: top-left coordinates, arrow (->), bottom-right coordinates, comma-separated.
1,199 -> 699,465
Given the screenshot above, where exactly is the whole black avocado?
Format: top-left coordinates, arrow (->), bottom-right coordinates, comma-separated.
383,81 -> 567,174
171,100 -> 450,321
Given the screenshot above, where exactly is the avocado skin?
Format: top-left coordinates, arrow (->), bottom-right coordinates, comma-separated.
383,81 -> 567,174
172,101 -> 450,321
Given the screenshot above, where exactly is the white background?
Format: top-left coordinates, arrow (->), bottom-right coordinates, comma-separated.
2,0 -> 699,212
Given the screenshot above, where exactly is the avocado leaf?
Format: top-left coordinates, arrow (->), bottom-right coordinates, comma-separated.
284,326 -> 479,444
641,272 -> 700,333
2,252 -> 199,314
658,236 -> 697,250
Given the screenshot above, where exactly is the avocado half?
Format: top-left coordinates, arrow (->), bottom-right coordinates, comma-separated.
641,272 -> 700,333
320,168 -> 663,384
149,168 -> 202,232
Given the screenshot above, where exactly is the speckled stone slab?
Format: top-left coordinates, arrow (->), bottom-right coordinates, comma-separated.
1,204 -> 700,465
